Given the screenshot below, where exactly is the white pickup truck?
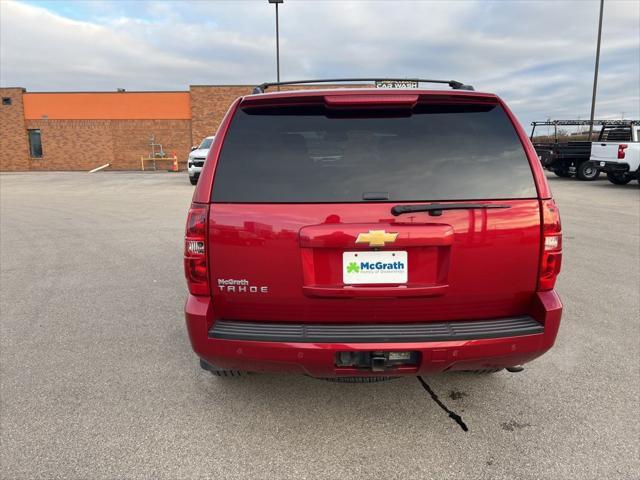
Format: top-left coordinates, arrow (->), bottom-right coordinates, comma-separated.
589,122 -> 639,185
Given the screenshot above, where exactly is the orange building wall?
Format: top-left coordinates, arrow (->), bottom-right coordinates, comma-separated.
6,91 -> 193,171
23,92 -> 191,120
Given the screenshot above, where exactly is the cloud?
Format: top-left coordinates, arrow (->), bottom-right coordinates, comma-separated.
1,0 -> 638,127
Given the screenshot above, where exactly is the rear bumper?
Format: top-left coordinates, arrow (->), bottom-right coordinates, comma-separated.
187,164 -> 203,177
184,291 -> 562,377
587,161 -> 628,174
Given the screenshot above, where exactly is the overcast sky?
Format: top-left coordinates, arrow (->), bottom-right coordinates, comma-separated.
1,0 -> 638,129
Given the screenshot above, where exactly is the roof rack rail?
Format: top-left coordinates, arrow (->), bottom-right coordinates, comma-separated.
531,120 -> 638,127
252,78 -> 474,94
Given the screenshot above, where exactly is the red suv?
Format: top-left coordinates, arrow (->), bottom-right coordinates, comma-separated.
184,79 -> 562,380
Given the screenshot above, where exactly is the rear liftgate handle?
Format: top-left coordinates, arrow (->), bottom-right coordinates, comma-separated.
302,284 -> 449,298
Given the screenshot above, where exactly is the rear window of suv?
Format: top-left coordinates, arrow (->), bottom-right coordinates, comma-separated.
212,102 -> 536,202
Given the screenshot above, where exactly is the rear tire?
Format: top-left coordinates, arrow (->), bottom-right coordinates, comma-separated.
607,172 -> 632,185
189,176 -> 198,185
553,168 -> 571,178
199,358 -> 247,377
576,162 -> 599,181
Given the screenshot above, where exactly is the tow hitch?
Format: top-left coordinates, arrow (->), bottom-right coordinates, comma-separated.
336,351 -> 419,371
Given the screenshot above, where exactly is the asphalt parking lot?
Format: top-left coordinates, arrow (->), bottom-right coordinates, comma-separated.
1,172 -> 638,479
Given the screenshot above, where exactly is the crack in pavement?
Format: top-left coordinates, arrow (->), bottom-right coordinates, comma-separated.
417,376 -> 469,432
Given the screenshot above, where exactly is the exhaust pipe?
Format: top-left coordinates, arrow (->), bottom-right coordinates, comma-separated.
506,365 -> 525,373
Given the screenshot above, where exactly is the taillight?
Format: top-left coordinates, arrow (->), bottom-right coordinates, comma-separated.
184,203 -> 209,295
618,144 -> 628,159
538,199 -> 562,291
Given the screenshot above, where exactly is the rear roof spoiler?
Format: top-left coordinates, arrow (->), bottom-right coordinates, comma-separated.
252,78 -> 475,94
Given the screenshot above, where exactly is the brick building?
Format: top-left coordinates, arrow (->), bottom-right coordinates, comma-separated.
0,85 -> 252,171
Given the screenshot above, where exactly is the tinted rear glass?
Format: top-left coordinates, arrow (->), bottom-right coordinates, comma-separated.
212,103 -> 536,202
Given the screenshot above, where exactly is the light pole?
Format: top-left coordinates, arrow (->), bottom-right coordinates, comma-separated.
268,0 -> 283,85
588,0 -> 604,140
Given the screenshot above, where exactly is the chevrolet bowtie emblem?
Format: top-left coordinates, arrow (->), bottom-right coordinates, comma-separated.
355,230 -> 399,247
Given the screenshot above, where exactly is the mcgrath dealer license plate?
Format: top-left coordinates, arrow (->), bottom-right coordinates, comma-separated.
343,251 -> 408,285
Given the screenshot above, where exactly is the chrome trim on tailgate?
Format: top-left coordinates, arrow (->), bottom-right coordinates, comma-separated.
209,316 -> 543,343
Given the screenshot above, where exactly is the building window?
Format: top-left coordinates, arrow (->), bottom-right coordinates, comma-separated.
28,129 -> 43,158
2,97 -> 11,106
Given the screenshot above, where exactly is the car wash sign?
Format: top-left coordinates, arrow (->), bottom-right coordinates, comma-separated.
375,80 -> 419,89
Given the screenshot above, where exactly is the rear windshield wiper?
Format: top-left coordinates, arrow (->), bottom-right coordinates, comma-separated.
391,203 -> 511,217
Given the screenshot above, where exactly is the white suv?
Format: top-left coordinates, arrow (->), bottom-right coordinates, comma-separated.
188,136 -> 215,185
